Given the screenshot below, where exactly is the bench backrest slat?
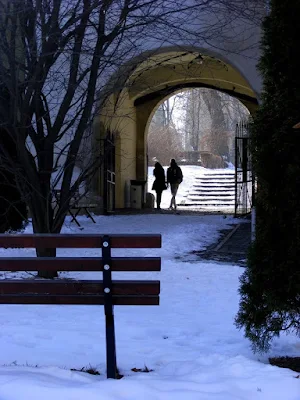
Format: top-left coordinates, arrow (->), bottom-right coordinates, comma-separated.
0,295 -> 159,306
0,234 -> 161,248
0,234 -> 161,305
0,257 -> 161,272
0,280 -> 160,295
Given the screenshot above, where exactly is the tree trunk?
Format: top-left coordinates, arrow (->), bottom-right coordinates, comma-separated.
36,247 -> 58,279
31,201 -> 62,279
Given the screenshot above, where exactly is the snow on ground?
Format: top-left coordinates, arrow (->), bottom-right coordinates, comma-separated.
148,165 -> 202,209
0,214 -> 299,399
147,165 -> 236,212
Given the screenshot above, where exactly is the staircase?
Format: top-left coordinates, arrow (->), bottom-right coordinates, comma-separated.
180,169 -> 236,211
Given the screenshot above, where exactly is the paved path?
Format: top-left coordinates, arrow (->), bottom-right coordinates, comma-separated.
114,208 -> 252,266
195,221 -> 252,266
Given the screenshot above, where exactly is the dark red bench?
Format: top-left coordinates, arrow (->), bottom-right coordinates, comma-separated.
0,234 -> 161,378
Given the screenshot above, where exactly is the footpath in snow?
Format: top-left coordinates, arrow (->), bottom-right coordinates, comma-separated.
0,214 -> 299,400
148,165 -> 236,212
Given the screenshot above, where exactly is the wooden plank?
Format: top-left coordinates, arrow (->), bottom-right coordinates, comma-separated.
110,235 -> 161,248
111,257 -> 161,271
0,295 -> 159,305
0,280 -> 160,295
0,234 -> 161,249
0,257 -> 161,271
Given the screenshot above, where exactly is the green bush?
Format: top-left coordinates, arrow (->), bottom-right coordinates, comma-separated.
235,0 -> 300,352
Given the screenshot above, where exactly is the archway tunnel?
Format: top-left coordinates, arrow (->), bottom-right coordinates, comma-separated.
93,49 -> 258,211
147,87 -> 252,212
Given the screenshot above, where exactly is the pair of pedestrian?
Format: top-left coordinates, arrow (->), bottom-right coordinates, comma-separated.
152,159 -> 183,210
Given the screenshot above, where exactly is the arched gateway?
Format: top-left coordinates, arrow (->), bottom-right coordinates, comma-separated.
93,10 -> 264,211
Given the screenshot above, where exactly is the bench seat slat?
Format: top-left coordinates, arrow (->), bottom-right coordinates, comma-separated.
72,204 -> 98,208
0,257 -> 161,271
0,234 -> 161,249
0,280 -> 160,295
0,294 -> 159,306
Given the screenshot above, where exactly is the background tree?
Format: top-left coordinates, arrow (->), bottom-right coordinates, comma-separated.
0,0 -> 262,278
235,0 -> 300,352
152,98 -> 176,128
148,125 -> 181,166
148,97 -> 182,165
150,88 -> 249,165
0,128 -> 28,233
184,89 -> 203,152
201,89 -> 229,158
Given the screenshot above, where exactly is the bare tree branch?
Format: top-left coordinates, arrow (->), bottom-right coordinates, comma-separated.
0,0 -> 261,277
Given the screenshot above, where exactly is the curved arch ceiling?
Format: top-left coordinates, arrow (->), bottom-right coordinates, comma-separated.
127,51 -> 257,108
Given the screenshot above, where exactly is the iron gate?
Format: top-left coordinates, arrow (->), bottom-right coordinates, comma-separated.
234,121 -> 254,216
102,132 -> 115,214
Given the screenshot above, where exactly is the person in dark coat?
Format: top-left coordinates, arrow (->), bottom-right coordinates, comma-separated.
167,159 -> 183,210
152,162 -> 167,209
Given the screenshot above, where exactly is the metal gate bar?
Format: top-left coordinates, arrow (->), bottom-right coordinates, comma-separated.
103,132 -> 115,214
234,121 -> 253,216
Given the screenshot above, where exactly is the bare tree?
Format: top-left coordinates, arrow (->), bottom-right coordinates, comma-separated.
152,101 -> 169,128
0,0 -> 260,278
148,95 -> 186,164
148,124 -> 181,166
184,89 -> 203,152
181,88 -> 249,162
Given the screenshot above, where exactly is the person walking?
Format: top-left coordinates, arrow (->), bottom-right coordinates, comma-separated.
152,162 -> 167,209
167,159 -> 183,210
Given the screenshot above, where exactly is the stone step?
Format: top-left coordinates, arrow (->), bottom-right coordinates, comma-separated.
181,202 -> 235,207
201,173 -> 235,177
200,180 -> 235,183
191,189 -> 235,193
186,198 -> 235,204
188,193 -> 235,197
183,170 -> 238,209
192,184 -> 235,190
195,182 -> 235,185
196,176 -> 235,181
194,178 -> 235,182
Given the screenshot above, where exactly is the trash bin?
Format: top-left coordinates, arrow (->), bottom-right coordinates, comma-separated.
130,180 -> 146,209
145,192 -> 155,209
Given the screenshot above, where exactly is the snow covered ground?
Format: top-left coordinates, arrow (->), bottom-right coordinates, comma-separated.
147,165 -> 236,212
148,165 -> 202,209
0,214 -> 299,399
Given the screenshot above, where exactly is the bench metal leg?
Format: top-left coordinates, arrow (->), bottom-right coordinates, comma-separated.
106,312 -> 117,379
84,208 -> 96,223
69,208 -> 81,227
102,235 -> 118,379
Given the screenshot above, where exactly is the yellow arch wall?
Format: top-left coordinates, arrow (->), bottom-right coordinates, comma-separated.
96,51 -> 259,209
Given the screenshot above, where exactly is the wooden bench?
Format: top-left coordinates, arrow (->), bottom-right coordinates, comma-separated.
0,234 -> 161,379
53,190 -> 98,227
69,192 -> 99,226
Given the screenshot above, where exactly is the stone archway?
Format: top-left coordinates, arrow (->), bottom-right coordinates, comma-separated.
94,48 -> 259,209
